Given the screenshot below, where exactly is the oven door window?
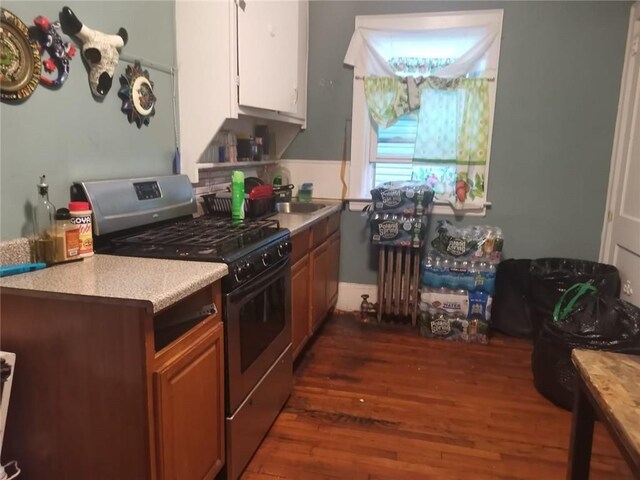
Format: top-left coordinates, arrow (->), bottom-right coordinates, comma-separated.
238,276 -> 286,373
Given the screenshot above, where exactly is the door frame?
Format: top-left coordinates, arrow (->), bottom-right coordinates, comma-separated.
600,2 -> 640,262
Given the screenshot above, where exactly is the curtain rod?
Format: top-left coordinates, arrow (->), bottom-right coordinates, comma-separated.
354,75 -> 495,81
348,197 -> 493,208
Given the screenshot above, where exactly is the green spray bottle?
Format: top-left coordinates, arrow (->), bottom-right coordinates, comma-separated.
231,170 -> 245,221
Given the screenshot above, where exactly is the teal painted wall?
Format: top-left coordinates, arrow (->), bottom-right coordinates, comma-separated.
285,1 -> 631,285
1,1 -> 176,240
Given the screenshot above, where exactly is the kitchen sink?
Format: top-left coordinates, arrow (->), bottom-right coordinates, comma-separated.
276,202 -> 327,214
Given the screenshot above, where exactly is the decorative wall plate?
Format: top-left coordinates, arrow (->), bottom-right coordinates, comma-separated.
1,8 -> 41,101
118,61 -> 156,128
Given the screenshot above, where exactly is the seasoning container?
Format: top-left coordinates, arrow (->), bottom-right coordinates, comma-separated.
53,208 -> 81,263
69,201 -> 94,257
33,175 -> 56,264
255,125 -> 270,160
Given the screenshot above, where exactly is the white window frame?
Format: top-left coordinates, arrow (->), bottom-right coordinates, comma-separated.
347,9 -> 504,214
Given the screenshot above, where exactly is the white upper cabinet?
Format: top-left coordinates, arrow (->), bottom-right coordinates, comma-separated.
175,0 -> 308,182
238,1 -> 300,114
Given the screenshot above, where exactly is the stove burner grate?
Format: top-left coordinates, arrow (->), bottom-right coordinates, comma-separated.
110,217 -> 282,259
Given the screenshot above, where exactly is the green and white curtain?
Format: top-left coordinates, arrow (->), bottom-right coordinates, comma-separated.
414,77 -> 489,209
345,24 -> 499,210
363,76 -> 490,210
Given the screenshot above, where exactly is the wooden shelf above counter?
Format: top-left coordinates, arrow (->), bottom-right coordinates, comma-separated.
198,159 -> 279,171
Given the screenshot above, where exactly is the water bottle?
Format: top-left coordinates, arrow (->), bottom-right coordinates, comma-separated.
476,262 -> 487,292
441,257 -> 451,291
467,262 -> 480,292
450,259 -> 460,289
421,257 -> 433,288
484,263 -> 497,295
431,256 -> 444,289
459,260 -> 470,291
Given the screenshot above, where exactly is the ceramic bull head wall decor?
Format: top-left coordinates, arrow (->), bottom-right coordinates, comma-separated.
59,6 -> 127,97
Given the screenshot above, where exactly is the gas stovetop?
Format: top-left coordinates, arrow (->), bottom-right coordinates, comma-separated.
109,216 -> 286,263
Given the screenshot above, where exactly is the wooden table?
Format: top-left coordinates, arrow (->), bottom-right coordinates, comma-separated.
567,350 -> 640,479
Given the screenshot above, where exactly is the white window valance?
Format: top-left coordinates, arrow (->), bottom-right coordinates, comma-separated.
344,18 -> 501,78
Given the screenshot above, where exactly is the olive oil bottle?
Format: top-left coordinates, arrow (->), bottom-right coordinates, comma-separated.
33,175 -> 56,264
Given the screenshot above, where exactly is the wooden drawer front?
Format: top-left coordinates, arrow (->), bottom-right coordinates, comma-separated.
291,228 -> 310,265
311,218 -> 328,249
327,211 -> 341,236
154,282 -> 222,362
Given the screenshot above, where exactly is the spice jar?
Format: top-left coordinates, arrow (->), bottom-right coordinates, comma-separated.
69,201 -> 94,257
53,208 -> 81,263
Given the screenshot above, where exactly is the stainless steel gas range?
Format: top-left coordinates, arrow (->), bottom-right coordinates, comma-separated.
72,174 -> 292,480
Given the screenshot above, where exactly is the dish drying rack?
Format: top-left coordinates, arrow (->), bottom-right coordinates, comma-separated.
201,192 -> 276,218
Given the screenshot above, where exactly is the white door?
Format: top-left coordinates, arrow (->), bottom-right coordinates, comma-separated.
237,0 -> 300,114
601,3 -> 640,307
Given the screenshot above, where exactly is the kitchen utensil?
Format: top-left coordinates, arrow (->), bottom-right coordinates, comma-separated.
274,184 -> 294,203
248,185 -> 273,200
237,138 -> 257,162
244,177 -> 264,193
0,263 -> 47,278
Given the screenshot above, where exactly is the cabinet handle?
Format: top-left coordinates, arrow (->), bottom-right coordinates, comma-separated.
293,86 -> 298,105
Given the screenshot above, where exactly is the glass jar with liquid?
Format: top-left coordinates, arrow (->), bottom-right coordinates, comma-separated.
33,175 -> 56,264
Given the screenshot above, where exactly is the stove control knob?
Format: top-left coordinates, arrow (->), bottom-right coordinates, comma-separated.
262,252 -> 273,266
244,261 -> 255,276
277,241 -> 291,257
234,265 -> 244,283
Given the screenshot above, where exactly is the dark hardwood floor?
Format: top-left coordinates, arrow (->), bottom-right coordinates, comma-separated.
243,313 -> 632,479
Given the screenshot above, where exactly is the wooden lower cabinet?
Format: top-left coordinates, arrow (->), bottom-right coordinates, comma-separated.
155,321 -> 225,480
310,241 -> 329,332
327,231 -> 340,307
0,282 -> 225,480
291,254 -> 310,357
290,210 -> 341,360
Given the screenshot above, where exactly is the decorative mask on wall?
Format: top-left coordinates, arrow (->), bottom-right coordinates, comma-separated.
59,6 -> 127,97
33,16 -> 76,88
118,61 -> 156,128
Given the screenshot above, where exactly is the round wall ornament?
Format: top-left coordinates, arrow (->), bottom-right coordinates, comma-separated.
1,8 -> 41,101
118,60 -> 156,128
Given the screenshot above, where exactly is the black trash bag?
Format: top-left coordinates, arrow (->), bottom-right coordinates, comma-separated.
492,259 -> 533,338
531,284 -> 640,410
529,258 -> 619,337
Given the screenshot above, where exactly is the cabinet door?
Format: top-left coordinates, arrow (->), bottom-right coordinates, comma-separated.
237,0 -> 300,114
291,254 -> 310,359
327,231 -> 341,309
310,242 -> 328,332
155,323 -> 225,480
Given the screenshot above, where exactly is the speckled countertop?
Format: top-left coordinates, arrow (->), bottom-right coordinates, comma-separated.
0,255 -> 228,313
272,199 -> 343,235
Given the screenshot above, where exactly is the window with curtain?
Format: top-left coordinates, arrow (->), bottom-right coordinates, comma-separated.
344,10 -> 503,213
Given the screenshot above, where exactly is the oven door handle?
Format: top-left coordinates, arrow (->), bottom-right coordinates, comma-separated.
226,257 -> 290,302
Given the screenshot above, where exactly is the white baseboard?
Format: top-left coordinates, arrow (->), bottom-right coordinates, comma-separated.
336,282 -> 377,311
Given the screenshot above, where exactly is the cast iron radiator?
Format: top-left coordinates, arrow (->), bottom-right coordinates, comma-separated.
377,245 -> 421,325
